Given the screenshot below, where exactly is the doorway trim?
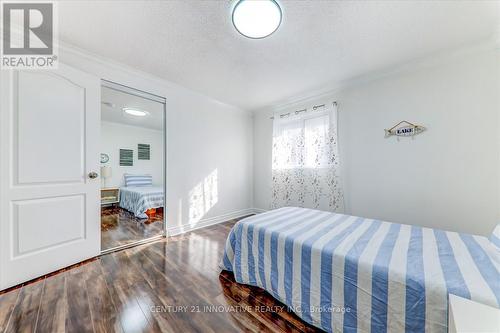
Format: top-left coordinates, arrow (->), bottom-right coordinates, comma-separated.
100,79 -> 167,255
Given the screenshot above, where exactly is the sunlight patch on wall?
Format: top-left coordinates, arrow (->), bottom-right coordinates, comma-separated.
188,169 -> 218,225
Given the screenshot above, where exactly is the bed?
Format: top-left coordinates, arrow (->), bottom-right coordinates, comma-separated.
119,186 -> 164,219
221,207 -> 500,333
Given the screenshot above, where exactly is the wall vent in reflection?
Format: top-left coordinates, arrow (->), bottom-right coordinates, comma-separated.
120,149 -> 133,166
138,144 -> 150,160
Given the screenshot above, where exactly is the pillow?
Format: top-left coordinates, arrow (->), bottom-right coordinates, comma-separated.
490,223 -> 500,251
124,174 -> 152,187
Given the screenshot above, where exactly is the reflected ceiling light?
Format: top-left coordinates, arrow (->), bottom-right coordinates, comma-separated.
123,108 -> 149,117
232,0 -> 282,39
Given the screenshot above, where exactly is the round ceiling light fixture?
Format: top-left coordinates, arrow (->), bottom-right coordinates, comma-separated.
232,0 -> 282,39
123,108 -> 149,117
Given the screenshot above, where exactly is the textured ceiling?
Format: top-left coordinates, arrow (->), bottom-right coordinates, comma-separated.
59,1 -> 498,110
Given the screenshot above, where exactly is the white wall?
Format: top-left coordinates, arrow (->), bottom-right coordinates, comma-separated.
59,45 -> 253,234
100,121 -> 164,188
254,46 -> 499,235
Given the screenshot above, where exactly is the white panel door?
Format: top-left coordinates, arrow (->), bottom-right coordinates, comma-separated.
0,64 -> 100,290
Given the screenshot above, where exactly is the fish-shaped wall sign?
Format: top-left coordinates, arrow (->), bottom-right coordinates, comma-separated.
385,121 -> 426,138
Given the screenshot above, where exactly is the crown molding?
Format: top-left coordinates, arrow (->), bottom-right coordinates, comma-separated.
56,41 -> 251,115
252,36 -> 500,114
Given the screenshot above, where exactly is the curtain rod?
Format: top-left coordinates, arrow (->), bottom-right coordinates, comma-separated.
269,101 -> 337,120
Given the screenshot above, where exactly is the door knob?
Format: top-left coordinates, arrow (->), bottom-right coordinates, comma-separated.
88,172 -> 99,179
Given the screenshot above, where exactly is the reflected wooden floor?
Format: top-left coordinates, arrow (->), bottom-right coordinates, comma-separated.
0,218 -> 322,333
101,207 -> 164,250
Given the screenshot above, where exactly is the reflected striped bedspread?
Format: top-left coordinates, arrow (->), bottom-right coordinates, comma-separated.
119,186 -> 164,219
221,207 -> 500,333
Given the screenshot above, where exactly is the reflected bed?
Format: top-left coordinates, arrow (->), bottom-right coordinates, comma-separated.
119,186 -> 164,219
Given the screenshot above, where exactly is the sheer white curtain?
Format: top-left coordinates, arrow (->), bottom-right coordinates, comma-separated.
271,103 -> 344,212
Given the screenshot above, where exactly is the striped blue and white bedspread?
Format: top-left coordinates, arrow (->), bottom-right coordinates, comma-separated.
119,186 -> 164,219
221,207 -> 500,333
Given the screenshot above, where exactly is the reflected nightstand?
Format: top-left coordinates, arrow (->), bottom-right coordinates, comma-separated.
101,188 -> 120,207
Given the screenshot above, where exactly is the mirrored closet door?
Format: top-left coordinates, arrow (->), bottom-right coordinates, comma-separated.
100,81 -> 166,252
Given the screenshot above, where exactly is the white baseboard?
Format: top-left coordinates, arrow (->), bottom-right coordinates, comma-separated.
167,208 -> 264,236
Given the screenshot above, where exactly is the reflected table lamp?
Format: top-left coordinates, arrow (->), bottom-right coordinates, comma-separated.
101,166 -> 112,188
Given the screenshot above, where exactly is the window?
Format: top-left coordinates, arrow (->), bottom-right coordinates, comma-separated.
271,103 -> 344,211
272,111 -> 332,170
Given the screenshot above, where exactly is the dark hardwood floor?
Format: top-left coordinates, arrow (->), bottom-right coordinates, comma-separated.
101,207 -> 164,250
0,218 -> 322,333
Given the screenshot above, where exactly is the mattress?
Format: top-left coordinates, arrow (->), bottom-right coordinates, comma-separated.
119,186 -> 164,219
221,207 -> 500,333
